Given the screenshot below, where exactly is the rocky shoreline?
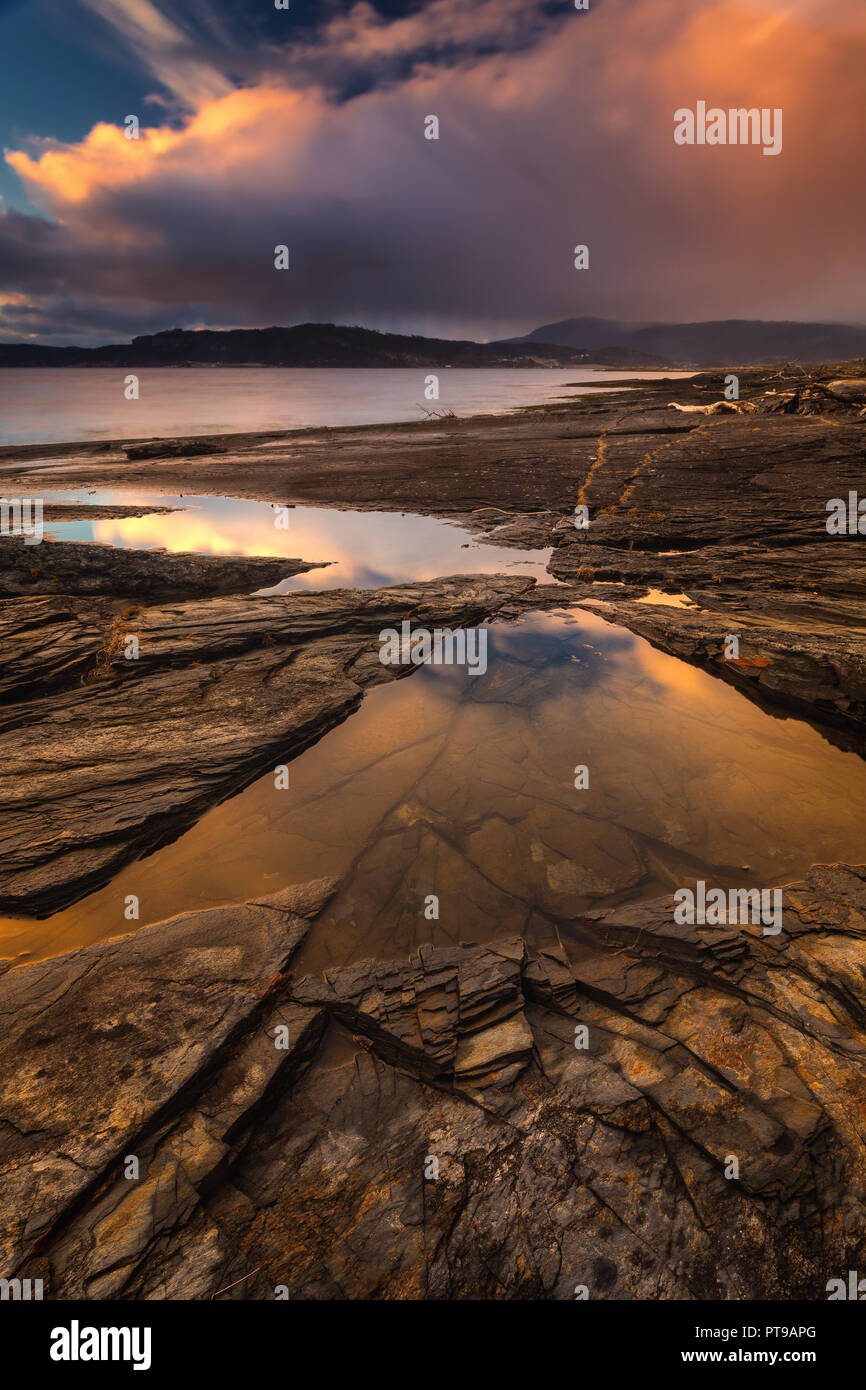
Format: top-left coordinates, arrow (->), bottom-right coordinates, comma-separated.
1,359 -> 865,1298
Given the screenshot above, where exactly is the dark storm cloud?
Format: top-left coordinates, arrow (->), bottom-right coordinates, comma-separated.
2,0 -> 865,343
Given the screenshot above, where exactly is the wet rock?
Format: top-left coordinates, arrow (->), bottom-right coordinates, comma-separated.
0,535 -> 328,599
40,503 -> 180,522
123,439 -> 227,460
467,508 -> 561,549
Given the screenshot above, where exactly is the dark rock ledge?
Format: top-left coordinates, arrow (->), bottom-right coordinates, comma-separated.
0,534 -> 328,600
2,863 -> 866,1299
41,503 -> 180,523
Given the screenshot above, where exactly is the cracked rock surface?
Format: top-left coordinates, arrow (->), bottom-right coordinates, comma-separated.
0,878 -> 336,1279
3,864 -> 866,1299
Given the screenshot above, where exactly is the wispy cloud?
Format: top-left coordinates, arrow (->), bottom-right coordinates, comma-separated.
79,0 -> 232,106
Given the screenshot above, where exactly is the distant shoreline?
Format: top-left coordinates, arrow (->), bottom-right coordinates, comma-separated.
0,366 -> 694,449
0,360 -> 641,370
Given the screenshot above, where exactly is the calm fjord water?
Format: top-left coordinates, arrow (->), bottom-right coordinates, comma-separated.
0,366 -> 683,444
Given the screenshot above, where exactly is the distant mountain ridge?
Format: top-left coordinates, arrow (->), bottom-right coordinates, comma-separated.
503,317 -> 866,365
0,323 -> 663,370
4,319 -> 858,369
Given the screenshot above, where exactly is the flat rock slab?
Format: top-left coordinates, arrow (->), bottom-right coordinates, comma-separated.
0,877 -> 335,1275
0,535 -> 328,599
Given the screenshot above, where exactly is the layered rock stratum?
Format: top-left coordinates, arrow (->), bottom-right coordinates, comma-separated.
2,865 -> 866,1299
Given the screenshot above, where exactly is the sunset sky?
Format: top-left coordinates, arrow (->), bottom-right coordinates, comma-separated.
0,0 -> 864,344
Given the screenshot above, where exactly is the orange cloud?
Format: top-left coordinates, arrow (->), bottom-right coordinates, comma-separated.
6,87 -> 312,207
3,0 -> 865,333
8,124 -> 183,204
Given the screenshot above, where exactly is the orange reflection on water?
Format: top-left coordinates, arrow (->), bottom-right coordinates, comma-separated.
3,608 -> 866,971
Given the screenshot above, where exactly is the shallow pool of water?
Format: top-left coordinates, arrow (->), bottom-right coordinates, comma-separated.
36,488 -> 555,588
5,606 -> 866,968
